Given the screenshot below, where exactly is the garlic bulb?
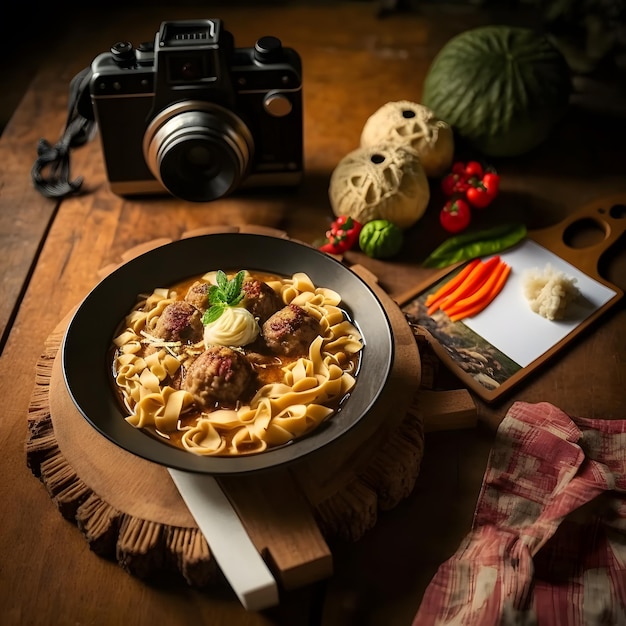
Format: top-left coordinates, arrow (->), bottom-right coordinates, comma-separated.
360,100 -> 454,178
329,143 -> 430,229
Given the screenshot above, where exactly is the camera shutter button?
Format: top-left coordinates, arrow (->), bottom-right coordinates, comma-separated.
254,36 -> 283,63
111,41 -> 135,65
263,91 -> 293,117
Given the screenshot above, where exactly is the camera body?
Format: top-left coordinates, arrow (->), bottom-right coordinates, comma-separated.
85,19 -> 303,202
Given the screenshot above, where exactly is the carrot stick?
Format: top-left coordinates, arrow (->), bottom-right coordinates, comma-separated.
449,262 -> 511,321
438,256 -> 501,314
425,258 -> 481,309
445,260 -> 508,315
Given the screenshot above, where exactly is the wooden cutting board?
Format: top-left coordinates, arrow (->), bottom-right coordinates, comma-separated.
400,193 -> 626,403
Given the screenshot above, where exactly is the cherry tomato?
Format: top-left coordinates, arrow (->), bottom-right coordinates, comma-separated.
464,161 -> 484,178
445,161 -> 485,196
482,172 -> 500,195
441,173 -> 469,196
466,185 -> 494,209
440,198 -> 471,233
441,174 -> 457,196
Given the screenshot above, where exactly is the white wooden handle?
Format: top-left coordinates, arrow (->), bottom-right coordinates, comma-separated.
168,468 -> 279,610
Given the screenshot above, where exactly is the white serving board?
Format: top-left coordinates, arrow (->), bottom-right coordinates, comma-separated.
401,194 -> 626,402
463,239 -> 616,369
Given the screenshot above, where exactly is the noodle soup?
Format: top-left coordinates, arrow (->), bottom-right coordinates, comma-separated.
111,270 -> 363,456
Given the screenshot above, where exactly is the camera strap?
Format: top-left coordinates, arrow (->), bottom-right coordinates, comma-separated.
31,67 -> 97,199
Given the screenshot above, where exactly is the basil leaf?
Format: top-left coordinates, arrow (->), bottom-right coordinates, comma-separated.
202,305 -> 225,325
423,223 -> 527,268
202,270 -> 247,326
225,270 -> 245,303
216,270 -> 229,291
207,284 -> 223,305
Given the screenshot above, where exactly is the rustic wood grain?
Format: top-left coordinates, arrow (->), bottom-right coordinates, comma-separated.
413,389 -> 477,432
2,3 -> 626,626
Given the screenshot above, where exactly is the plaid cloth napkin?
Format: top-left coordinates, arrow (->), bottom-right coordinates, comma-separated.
413,401 -> 626,626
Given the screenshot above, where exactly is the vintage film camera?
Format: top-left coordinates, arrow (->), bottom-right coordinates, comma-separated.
82,19 -> 303,202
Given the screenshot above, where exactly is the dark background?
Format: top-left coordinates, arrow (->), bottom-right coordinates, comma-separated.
0,0 -> 314,134
2,0 -> 624,135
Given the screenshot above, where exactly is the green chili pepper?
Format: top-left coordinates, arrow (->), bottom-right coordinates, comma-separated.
422,223 -> 527,268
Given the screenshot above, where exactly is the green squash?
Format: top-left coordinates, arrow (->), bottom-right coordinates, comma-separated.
422,26 -> 571,157
359,219 -> 404,259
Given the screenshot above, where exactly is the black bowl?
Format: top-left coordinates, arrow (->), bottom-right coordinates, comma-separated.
62,233 -> 394,474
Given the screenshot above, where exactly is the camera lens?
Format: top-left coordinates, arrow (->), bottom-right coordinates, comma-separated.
186,145 -> 218,173
143,102 -> 254,202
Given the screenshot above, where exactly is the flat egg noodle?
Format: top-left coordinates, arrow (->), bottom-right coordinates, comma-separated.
113,272 -> 363,456
127,387 -> 194,431
125,289 -> 176,335
181,336 -> 349,455
181,419 -> 228,454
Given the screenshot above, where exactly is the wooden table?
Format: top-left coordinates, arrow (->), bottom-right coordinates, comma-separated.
1,3 -> 625,625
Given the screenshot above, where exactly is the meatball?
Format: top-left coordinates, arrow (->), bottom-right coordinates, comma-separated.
183,346 -> 255,408
153,301 -> 204,343
262,304 -> 322,356
184,280 -> 211,312
242,279 -> 283,323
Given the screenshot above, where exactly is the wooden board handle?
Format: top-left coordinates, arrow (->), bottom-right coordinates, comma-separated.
219,471 -> 333,591
528,193 -> 626,280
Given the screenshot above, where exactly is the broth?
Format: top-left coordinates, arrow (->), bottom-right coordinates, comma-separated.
111,270 -> 361,456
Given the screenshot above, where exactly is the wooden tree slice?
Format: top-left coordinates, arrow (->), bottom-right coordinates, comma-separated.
25,229 -> 426,591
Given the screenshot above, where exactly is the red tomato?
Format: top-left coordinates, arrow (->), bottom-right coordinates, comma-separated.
441,173 -> 469,196
441,174 -> 458,196
464,161 -> 484,178
466,186 -> 494,209
451,161 -> 483,178
440,198 -> 471,233
482,172 -> 500,195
